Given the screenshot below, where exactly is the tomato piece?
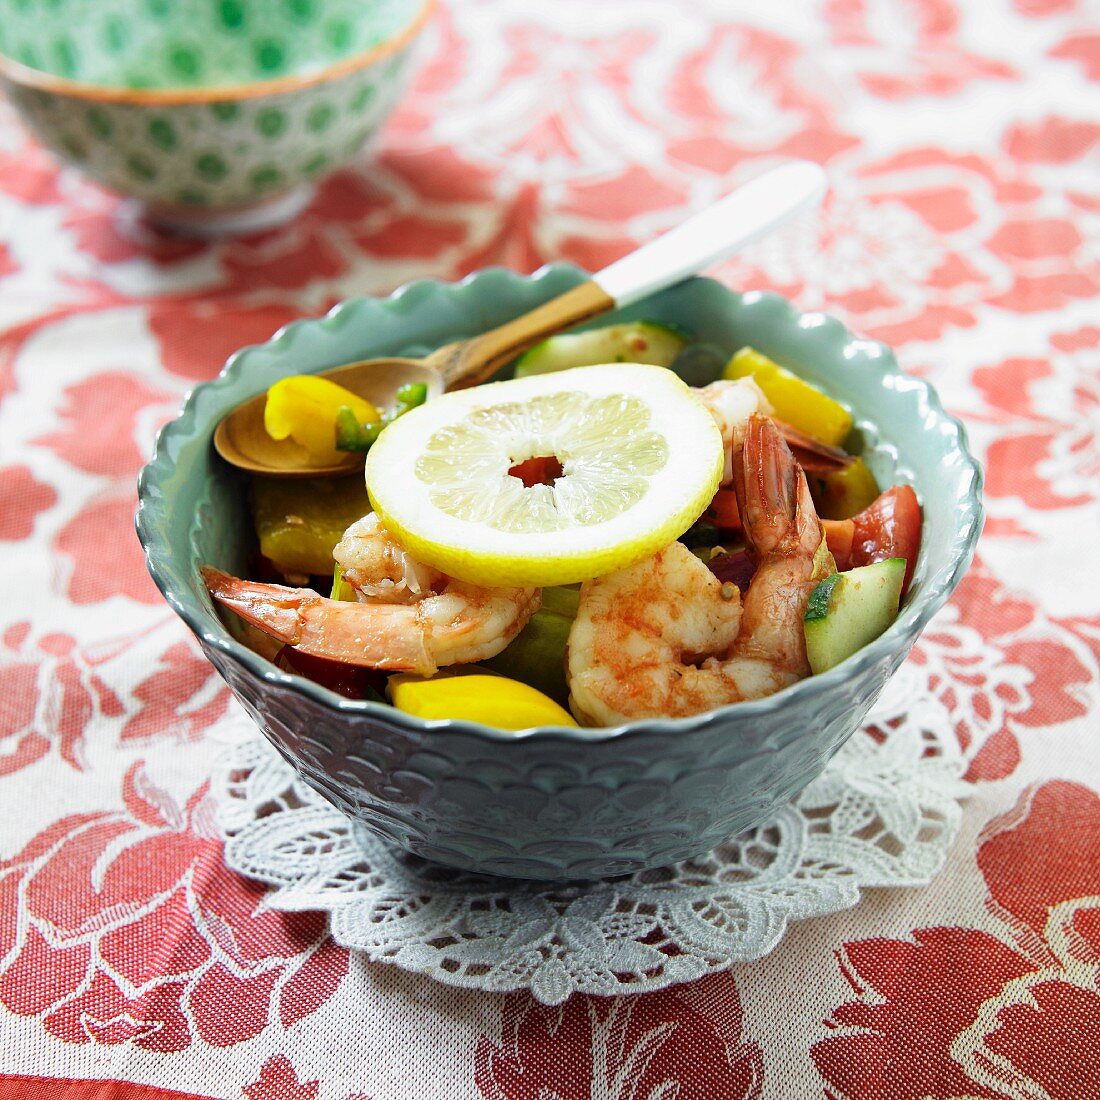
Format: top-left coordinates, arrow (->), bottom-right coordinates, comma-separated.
708,548 -> 755,590
704,488 -> 742,530
822,518 -> 854,570
508,455 -> 564,488
275,646 -> 386,701
849,485 -> 922,593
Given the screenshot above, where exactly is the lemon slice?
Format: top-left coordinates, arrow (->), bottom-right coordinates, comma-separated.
365,363 -> 723,586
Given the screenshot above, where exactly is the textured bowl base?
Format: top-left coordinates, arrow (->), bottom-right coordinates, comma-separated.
140,185 -> 314,237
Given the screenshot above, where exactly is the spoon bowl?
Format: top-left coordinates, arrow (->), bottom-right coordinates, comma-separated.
213,358 -> 440,477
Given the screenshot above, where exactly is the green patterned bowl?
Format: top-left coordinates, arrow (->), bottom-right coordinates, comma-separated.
136,265 -> 983,880
0,0 -> 433,233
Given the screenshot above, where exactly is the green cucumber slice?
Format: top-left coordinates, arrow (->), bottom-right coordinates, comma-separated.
482,609 -> 572,705
513,322 -> 688,378
540,585 -> 581,618
329,564 -> 357,601
804,558 -> 906,675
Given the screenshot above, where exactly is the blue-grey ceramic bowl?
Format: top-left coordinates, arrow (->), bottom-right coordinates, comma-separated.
136,265 -> 982,880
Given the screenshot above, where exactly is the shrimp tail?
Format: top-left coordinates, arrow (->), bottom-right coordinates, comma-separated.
727,415 -> 834,683
778,421 -> 852,473
201,566 -> 436,674
732,415 -> 804,558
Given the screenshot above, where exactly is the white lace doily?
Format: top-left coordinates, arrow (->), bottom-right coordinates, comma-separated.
213,665 -> 967,1004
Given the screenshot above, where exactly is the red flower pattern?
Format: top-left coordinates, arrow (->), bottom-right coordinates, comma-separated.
53,489 -> 163,605
822,0 -> 1016,99
0,764 -> 348,1053
813,781 -> 1100,1099
0,623 -> 124,774
721,145 -> 1100,345
0,465 -> 57,540
118,640 -> 231,746
476,973 -> 763,1100
666,23 -> 857,173
147,302 -> 302,382
242,1054 -> 374,1100
34,371 -> 176,478
973,327 -> 1099,515
909,560 -> 1094,782
1051,32 -> 1100,80
243,1055 -> 320,1100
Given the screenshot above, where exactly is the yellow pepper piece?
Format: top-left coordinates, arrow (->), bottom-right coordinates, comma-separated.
811,457 -> 880,520
250,475 -> 371,576
264,375 -> 380,467
388,672 -> 578,731
723,347 -> 853,447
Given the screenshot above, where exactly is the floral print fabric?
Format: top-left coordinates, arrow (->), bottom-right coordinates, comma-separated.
0,1 -> 1097,1096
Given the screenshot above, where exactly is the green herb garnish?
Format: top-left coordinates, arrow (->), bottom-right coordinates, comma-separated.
335,382 -> 429,453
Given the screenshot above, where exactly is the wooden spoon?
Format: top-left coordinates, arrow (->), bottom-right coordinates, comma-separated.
214,161 -> 828,478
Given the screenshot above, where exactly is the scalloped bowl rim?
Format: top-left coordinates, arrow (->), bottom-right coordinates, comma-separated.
136,264 -> 984,745
0,0 -> 435,104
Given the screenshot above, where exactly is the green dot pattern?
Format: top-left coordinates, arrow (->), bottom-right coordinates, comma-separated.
86,107 -> 113,137
250,164 -> 283,189
195,152 -> 228,180
169,45 -> 200,79
148,118 -> 177,149
254,39 -> 286,73
103,17 -> 128,52
126,154 -> 156,180
306,103 -> 334,131
325,20 -> 353,50
255,108 -> 286,137
349,83 -> 374,111
210,101 -> 240,121
0,0 -> 421,212
52,38 -> 77,77
218,0 -> 246,30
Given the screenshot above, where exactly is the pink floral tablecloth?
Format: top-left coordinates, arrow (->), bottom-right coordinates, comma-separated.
1,2 -> 1097,1097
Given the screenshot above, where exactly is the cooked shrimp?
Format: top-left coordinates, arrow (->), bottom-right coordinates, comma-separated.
695,378 -> 771,485
567,414 -> 835,725
333,513 -> 439,603
695,378 -> 852,479
203,514 -> 539,676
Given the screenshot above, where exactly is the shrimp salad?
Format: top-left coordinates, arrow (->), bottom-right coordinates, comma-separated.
205,330 -> 922,731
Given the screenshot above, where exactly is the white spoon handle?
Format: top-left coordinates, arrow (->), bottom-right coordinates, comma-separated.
593,161 -> 827,309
